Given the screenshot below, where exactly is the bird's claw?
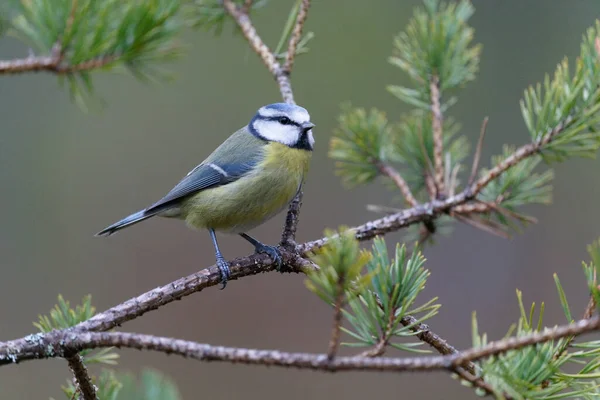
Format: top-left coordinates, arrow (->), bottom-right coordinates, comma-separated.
255,244 -> 283,272
216,256 -> 230,290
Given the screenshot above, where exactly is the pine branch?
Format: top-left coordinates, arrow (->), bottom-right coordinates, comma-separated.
66,354 -> 97,400
583,268 -> 597,320
453,367 -> 509,399
0,53 -> 117,75
357,311 -> 394,358
2,316 -> 600,371
284,0 -> 310,73
430,75 -> 445,197
399,315 -> 476,375
376,162 -> 418,207
468,117 -> 489,186
327,284 -> 344,361
465,120 -> 565,199
222,0 -> 294,103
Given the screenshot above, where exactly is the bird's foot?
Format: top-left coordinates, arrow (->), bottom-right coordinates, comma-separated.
254,243 -> 283,271
216,256 -> 231,290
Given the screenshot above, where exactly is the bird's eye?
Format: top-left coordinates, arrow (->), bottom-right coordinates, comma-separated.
278,116 -> 292,125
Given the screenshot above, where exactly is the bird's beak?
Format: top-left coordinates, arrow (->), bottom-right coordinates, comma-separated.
302,122 -> 315,130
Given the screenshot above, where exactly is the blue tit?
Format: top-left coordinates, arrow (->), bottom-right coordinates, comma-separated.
96,103 -> 315,289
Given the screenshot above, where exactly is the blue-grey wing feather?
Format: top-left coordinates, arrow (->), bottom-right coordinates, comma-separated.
145,161 -> 258,213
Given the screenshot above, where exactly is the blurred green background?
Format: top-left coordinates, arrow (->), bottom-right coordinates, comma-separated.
1,0 -> 599,398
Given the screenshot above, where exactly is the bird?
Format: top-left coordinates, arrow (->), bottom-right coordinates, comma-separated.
96,103 -> 315,289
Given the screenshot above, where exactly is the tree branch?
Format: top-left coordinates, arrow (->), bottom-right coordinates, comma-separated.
468,117 -> 489,186
399,315 -> 476,375
222,0 -> 294,103
327,282 -> 345,360
0,53 -> 117,75
3,316 -> 600,371
283,0 -> 310,74
430,76 -> 445,197
376,162 -> 418,207
66,354 -> 97,400
453,367 -> 508,399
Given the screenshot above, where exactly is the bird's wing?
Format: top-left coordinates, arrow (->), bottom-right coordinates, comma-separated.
145,159 -> 259,213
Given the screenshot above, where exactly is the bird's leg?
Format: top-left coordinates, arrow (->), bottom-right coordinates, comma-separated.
209,228 -> 230,289
239,233 -> 283,271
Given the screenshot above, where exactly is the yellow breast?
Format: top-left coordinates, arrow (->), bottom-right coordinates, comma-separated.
182,143 -> 312,233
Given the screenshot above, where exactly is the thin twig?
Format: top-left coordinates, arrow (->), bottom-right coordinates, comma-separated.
281,192 -> 303,247
453,213 -> 511,239
468,116 -> 489,186
284,0 -> 310,73
430,75 -> 445,197
583,269 -> 597,320
453,367 -> 510,399
400,315 -> 476,375
471,118 -> 568,196
2,316 -> 600,370
327,282 -> 345,361
376,162 -> 418,207
222,0 -> 293,103
241,0 -> 254,15
66,354 -> 97,400
0,54 -> 117,75
358,311 -> 395,358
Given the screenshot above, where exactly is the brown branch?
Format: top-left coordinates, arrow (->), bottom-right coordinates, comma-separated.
284,0 -> 311,73
453,367 -> 509,399
376,162 -> 418,207
3,316 -> 600,371
281,191 -> 303,247
358,311 -> 395,358
222,0 -> 294,103
327,283 -> 345,361
66,354 -> 97,400
468,116 -> 489,186
471,118 -> 567,195
241,0 -> 254,15
0,54 -> 117,75
430,75 -> 445,197
583,269 -> 598,320
400,315 -> 476,375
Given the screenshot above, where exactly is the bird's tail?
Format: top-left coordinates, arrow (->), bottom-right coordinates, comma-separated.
95,209 -> 157,237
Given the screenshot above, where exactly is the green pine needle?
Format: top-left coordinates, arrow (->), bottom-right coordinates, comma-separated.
185,0 -> 267,35
306,227 -> 373,305
58,369 -> 122,400
480,146 -> 554,211
330,105 -> 392,187
520,21 -> 600,163
116,369 -> 182,400
468,278 -> 600,399
342,238 -> 438,352
34,294 -> 95,332
471,300 -> 572,399
57,368 -> 181,400
388,111 -> 468,197
387,0 -> 481,109
34,295 -> 119,366
5,0 -> 182,109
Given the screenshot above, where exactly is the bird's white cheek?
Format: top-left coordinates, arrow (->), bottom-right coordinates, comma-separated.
253,120 -> 297,146
307,130 -> 315,147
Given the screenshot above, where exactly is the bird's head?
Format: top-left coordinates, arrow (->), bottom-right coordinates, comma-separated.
249,103 -> 315,151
